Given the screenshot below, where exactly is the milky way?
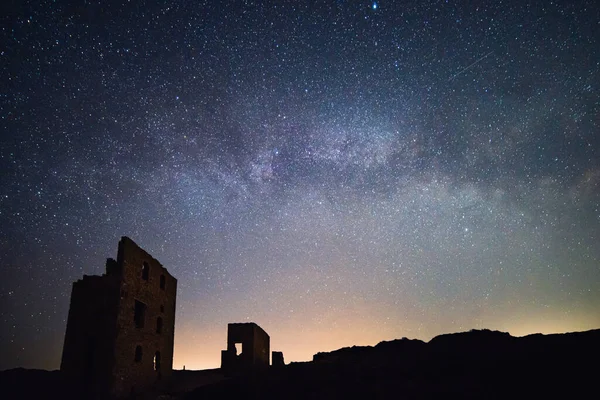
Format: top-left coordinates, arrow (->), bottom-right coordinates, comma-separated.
1,0 -> 599,370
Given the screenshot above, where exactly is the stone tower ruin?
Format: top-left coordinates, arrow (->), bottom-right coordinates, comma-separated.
221,322 -> 270,375
60,236 -> 177,398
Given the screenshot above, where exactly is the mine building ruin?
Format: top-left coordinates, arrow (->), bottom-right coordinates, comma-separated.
221,322 -> 270,375
272,351 -> 285,367
60,236 -> 177,399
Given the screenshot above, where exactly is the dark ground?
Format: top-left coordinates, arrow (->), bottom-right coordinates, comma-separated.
2,329 -> 599,399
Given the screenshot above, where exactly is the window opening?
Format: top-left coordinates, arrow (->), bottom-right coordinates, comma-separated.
142,262 -> 149,280
134,345 -> 142,362
156,317 -> 163,334
134,300 -> 146,328
160,274 -> 165,289
154,351 -> 161,371
154,351 -> 162,380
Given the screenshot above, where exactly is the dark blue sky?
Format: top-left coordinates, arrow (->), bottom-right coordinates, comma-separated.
1,0 -> 599,370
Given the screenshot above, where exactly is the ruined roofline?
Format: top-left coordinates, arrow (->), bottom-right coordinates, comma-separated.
118,236 -> 177,281
76,274 -> 112,283
228,322 -> 270,338
228,322 -> 263,327
72,237 -> 176,282
120,236 -> 164,267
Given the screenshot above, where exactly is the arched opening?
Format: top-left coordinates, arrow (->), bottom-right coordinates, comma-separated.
141,262 -> 149,280
134,345 -> 143,362
160,274 -> 165,289
156,317 -> 163,334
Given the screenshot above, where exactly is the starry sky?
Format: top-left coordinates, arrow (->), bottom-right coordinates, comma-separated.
1,0 -> 599,371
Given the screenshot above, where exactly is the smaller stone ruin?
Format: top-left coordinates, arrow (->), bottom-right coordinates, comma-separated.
220,322 -> 270,375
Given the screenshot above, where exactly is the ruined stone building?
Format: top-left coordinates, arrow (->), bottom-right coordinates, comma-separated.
221,322 -> 270,375
271,351 -> 285,367
61,236 -> 177,399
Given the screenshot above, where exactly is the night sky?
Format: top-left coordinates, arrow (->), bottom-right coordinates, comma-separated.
1,0 -> 599,371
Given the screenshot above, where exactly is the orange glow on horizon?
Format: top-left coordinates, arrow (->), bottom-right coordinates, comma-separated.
172,308 -> 600,370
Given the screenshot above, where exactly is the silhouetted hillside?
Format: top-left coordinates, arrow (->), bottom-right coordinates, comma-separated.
2,328 -> 599,399
0,368 -> 67,399
184,329 -> 600,400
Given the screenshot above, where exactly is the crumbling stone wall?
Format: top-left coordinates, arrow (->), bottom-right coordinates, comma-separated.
272,351 -> 284,367
60,275 -> 120,399
61,236 -> 177,398
221,322 -> 270,375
